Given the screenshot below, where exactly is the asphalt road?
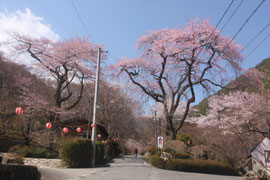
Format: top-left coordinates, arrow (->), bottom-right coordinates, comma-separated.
38,156 -> 243,180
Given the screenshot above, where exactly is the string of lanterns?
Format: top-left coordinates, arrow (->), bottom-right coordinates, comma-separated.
15,107 -> 121,144
15,107 -> 103,137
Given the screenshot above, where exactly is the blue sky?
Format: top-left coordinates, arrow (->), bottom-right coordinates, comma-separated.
0,0 -> 269,103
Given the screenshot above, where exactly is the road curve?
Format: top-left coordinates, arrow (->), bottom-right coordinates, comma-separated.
39,155 -> 243,180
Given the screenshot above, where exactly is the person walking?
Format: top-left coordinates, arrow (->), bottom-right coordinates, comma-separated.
134,147 -> 138,158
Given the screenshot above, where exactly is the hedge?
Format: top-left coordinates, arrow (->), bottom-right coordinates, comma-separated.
149,155 -> 166,169
174,153 -> 191,159
59,138 -> 120,168
165,159 -> 236,175
59,138 -> 92,168
161,147 -> 175,154
146,145 -> 157,155
9,145 -> 58,158
104,140 -> 120,159
176,134 -> 192,145
95,142 -> 105,165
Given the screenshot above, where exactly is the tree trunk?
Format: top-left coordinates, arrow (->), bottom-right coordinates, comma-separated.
168,131 -> 177,140
24,137 -> 30,146
165,126 -> 177,140
165,116 -> 177,140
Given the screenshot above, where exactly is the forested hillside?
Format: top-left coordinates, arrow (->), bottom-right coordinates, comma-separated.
0,53 -> 141,150
194,57 -> 270,116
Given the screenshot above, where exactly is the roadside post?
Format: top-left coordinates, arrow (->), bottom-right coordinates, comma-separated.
157,136 -> 163,149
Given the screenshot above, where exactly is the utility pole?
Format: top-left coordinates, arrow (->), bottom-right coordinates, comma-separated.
154,110 -> 157,149
91,48 -> 102,167
87,100 -> 91,139
108,121 -> 111,137
159,117 -> 161,136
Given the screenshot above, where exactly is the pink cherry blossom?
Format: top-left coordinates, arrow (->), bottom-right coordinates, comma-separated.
111,18 -> 243,139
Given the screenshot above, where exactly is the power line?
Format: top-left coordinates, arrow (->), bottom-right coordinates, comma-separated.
213,0 -> 265,62
70,0 -> 95,43
220,0 -> 244,33
228,0 -> 266,45
245,32 -> 270,58
108,53 -> 119,62
194,0 -> 235,60
241,21 -> 270,52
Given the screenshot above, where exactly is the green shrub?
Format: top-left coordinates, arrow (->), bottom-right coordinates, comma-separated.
59,139 -> 92,168
176,134 -> 192,145
146,145 -> 157,155
23,146 -> 58,158
112,140 -> 121,157
8,145 -> 22,153
9,145 -> 58,158
149,155 -> 166,169
174,153 -> 191,159
95,142 -> 105,165
104,140 -> 119,160
161,147 -> 175,155
165,159 -> 236,175
58,136 -> 75,148
155,149 -> 161,156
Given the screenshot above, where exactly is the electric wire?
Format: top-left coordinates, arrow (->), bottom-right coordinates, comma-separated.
241,22 -> 270,52
212,0 -> 266,62
245,32 -> 270,58
220,0 -> 244,33
228,0 -> 266,46
199,0 -> 243,59
70,0 -> 95,43
194,0 -> 235,60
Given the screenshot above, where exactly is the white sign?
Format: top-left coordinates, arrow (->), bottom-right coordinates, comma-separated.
157,136 -> 163,149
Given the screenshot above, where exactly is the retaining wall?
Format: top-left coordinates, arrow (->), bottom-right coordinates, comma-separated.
0,164 -> 40,180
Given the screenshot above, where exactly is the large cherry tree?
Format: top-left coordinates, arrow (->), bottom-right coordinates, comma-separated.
197,90 -> 270,136
115,18 -> 243,139
12,35 -> 101,121
195,90 -> 270,155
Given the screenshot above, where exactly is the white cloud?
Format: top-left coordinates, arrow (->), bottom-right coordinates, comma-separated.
0,8 -> 59,42
0,8 -> 60,66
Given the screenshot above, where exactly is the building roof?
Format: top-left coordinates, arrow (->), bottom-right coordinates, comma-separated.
59,117 -> 109,137
251,137 -> 270,167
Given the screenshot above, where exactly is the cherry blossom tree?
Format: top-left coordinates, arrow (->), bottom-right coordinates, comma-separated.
0,54 -> 21,135
114,18 -> 243,139
15,92 -> 49,145
194,67 -> 270,155
195,68 -> 265,134
10,63 -> 52,145
0,53 -> 51,144
197,90 -> 270,137
11,35 -> 102,121
75,81 -> 141,139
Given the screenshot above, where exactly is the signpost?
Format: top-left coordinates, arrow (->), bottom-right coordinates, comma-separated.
157,136 -> 163,149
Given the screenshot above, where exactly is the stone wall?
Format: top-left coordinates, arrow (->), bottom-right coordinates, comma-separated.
0,164 -> 40,180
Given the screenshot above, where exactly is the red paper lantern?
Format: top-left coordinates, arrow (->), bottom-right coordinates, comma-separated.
76,127 -> 81,133
98,134 -> 101,138
16,107 -> 23,115
46,122 -> 52,129
63,127 -> 68,133
91,124 -> 95,128
187,141 -> 190,145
